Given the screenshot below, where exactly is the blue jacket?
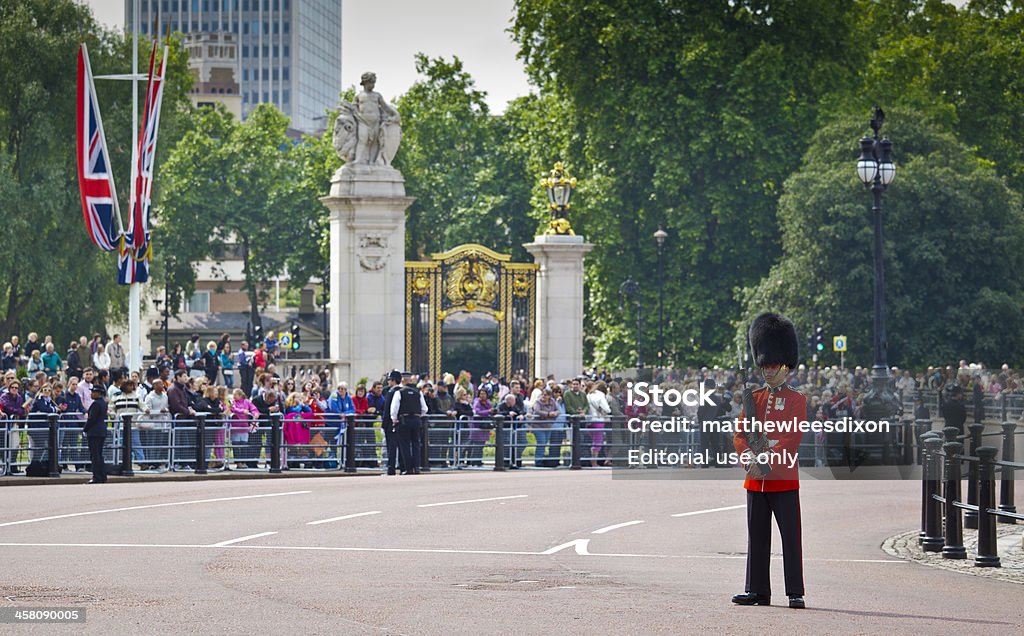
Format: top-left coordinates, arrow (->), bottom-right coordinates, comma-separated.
327,392 -> 355,415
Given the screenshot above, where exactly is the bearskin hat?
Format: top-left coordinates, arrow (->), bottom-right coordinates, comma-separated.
748,312 -> 799,370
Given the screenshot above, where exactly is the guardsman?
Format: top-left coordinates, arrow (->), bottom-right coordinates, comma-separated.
381,370 -> 402,475
390,371 -> 427,475
732,312 -> 807,610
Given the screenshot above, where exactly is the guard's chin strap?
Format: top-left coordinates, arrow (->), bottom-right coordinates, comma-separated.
761,365 -> 789,390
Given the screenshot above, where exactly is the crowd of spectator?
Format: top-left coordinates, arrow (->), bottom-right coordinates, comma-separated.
3,328 -> 1021,474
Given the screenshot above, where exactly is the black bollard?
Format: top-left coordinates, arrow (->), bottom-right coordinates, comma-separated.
47,413 -> 60,478
942,441 -> 967,559
901,418 -> 914,465
921,436 -> 945,552
493,415 -> 506,472
975,446 -> 1001,567
269,413 -> 282,474
570,415 -> 582,470
120,414 -> 135,477
919,432 -> 940,543
915,419 -> 931,465
344,417 -> 357,474
965,423 -> 985,529
420,416 -> 431,473
942,426 -> 959,444
998,421 -> 1017,523
194,414 -> 208,475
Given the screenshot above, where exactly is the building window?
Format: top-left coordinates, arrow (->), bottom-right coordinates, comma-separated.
263,91 -> 269,101
282,67 -> 289,80
242,68 -> 248,81
262,68 -> 268,80
283,21 -> 289,34
242,45 -> 248,57
283,45 -> 289,57
273,45 -> 278,57
282,89 -> 289,103
272,90 -> 278,102
185,291 -> 210,313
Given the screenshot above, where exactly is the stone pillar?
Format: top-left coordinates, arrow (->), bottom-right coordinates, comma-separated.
321,164 -> 414,384
524,234 -> 593,381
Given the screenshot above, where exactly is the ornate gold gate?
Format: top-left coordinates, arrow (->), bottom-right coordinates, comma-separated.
406,244 -> 537,381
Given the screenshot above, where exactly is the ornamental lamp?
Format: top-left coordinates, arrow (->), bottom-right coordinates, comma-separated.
542,161 -> 576,216
856,137 -> 878,185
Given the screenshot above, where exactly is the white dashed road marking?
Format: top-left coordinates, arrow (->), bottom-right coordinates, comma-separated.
0,491 -> 312,528
417,495 -> 528,508
592,520 -> 645,534
211,531 -> 278,547
307,510 -> 383,525
670,504 -> 745,518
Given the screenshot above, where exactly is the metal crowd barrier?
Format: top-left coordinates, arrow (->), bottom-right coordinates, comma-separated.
5,409 -> 980,478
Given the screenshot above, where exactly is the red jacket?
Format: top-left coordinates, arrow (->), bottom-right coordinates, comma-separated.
733,385 -> 806,492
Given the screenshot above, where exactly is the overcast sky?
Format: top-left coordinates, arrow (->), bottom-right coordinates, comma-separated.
81,0 -> 533,112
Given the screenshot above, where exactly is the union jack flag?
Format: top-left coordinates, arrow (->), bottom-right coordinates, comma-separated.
126,42 -> 166,251
76,43 -> 123,252
119,42 -> 167,285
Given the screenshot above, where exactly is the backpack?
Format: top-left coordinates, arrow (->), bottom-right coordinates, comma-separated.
25,460 -> 50,477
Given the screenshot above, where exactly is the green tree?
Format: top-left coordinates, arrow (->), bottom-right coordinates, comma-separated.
157,104 -> 331,328
512,0 -> 866,367
0,0 -> 191,347
738,109 -> 1024,368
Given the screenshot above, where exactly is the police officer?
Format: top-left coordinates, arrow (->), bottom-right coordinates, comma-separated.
390,371 -> 427,475
381,370 -> 402,475
84,384 -> 109,484
732,312 -> 806,610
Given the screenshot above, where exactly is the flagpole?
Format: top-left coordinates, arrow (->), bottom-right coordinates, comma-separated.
128,0 -> 142,373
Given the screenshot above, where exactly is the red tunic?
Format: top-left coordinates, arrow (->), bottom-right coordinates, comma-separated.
733,385 -> 806,492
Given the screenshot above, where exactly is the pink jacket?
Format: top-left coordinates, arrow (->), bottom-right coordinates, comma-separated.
230,398 -> 260,432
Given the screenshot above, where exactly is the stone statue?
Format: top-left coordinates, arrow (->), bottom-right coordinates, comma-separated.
333,72 -> 401,167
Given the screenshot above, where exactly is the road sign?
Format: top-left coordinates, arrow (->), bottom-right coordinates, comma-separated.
278,333 -> 292,348
833,336 -> 847,352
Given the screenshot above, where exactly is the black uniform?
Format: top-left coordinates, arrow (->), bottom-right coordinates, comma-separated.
394,385 -> 424,474
382,383 -> 401,473
940,391 -> 967,435
84,395 -> 108,483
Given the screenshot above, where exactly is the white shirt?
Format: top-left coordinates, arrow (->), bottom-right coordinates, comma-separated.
94,351 -> 111,370
587,390 -> 611,419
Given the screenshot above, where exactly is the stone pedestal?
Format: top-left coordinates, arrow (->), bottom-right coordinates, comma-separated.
321,164 -> 414,384
524,234 -> 593,381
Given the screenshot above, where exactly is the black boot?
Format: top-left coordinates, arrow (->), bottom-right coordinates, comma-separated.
731,593 -> 770,606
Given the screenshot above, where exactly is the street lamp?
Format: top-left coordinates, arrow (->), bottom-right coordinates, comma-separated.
619,277 -> 643,372
856,107 -> 899,422
540,162 -> 577,232
321,267 -> 329,359
653,227 -> 667,372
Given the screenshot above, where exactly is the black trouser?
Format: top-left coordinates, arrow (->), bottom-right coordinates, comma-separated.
239,366 -> 255,397
87,434 -> 107,483
397,415 -> 421,473
745,489 -> 803,597
702,418 -> 722,466
382,420 -> 400,470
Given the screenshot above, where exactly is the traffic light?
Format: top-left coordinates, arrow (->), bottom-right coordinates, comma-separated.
254,324 -> 263,346
291,323 -> 301,350
814,325 -> 825,352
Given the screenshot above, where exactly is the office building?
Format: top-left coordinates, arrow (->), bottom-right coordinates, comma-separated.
126,0 -> 342,133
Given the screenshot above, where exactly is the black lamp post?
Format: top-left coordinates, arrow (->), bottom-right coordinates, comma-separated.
654,227 -> 667,371
856,107 -> 899,421
321,267 -> 329,359
619,277 -> 643,372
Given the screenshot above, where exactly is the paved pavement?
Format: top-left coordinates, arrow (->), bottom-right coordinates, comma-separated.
0,471 -> 1021,634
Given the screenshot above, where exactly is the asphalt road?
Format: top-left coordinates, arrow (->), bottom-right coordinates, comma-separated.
0,471 -> 1020,634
